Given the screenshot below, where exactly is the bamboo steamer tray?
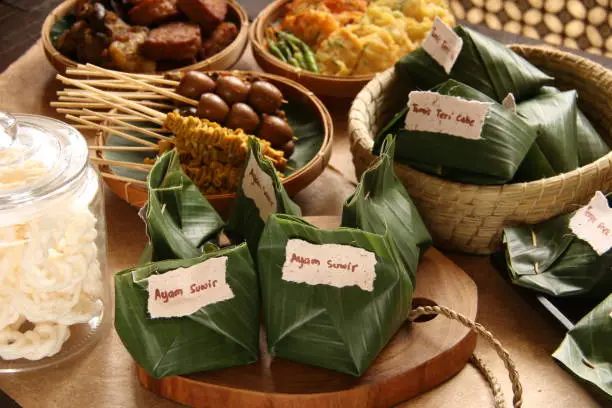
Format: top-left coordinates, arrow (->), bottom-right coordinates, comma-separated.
349,45 -> 612,255
249,0 -> 374,99
91,70 -> 333,216
42,0 -> 249,74
136,216 -> 480,408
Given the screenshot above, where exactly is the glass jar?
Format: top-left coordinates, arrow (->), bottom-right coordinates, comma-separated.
0,113 -> 109,372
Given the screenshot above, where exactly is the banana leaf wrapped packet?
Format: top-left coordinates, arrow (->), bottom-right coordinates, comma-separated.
115,245 -> 260,379
259,147 -> 426,376
536,86 -> 610,167
115,149 -> 260,379
395,25 -> 553,103
142,149 -> 225,262
502,193 -> 612,299
258,214 -> 413,376
553,294 -> 612,399
343,135 -> 431,282
227,137 -> 301,260
391,80 -> 537,185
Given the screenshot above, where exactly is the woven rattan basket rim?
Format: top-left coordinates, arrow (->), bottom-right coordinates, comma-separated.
350,44 -> 612,194
93,70 -> 333,201
41,0 -> 249,74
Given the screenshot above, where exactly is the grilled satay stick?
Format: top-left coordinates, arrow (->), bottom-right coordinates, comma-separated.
81,108 -> 170,141
88,145 -> 159,152
79,64 -> 197,107
65,68 -> 179,86
56,74 -> 165,121
65,114 -> 158,147
59,90 -> 172,101
89,157 -> 153,172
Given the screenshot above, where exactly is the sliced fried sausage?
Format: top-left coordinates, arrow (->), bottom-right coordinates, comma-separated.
177,0 -> 227,30
199,21 -> 237,59
142,22 -> 201,60
128,0 -> 180,26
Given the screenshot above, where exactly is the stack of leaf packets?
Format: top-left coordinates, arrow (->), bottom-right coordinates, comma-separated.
382,23 -> 609,184
258,137 -> 427,376
227,137 -> 301,260
115,141 -> 302,379
502,192 -> 612,398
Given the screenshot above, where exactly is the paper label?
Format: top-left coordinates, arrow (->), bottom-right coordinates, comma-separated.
147,256 -> 234,319
404,91 -> 490,140
422,17 -> 463,74
569,191 -> 612,255
281,239 -> 377,291
502,93 -> 516,112
242,152 -> 277,222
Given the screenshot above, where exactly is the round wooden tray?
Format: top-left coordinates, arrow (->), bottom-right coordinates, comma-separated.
249,0 -> 374,99
42,0 -> 249,74
94,71 -> 334,216
136,216 -> 478,408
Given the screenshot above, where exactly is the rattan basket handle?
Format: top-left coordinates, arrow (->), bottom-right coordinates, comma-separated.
409,305 -> 523,408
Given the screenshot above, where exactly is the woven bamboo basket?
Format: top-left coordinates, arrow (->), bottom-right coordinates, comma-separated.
94,70 -> 334,217
249,0 -> 374,98
42,0 -> 249,74
349,45 -> 612,254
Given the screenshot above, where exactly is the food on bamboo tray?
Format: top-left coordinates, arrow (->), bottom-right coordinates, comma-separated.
376,22 -> 610,185
52,64 -> 329,201
265,0 -> 455,76
501,191 -> 612,399
51,0 -> 239,72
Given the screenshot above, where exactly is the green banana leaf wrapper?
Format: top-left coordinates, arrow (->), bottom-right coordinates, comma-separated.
258,214 -> 413,376
502,194 -> 612,299
342,135 -> 431,284
393,80 -> 537,185
143,149 -> 225,262
115,244 -> 260,379
395,25 -> 553,103
226,137 -> 301,260
513,90 -> 579,182
537,86 -> 610,167
552,293 -> 612,400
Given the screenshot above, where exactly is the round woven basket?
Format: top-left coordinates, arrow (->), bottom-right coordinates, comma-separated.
95,70 -> 334,218
42,0 -> 249,74
249,0 -> 374,98
349,45 -> 612,254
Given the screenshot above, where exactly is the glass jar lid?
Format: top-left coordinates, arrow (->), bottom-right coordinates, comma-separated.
0,113 -> 88,214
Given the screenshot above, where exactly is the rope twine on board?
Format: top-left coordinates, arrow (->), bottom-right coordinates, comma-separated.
409,305 -> 523,408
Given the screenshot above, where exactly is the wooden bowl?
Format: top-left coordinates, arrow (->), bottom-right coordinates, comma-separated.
94,71 -> 333,216
42,0 -> 249,74
249,0 -> 374,99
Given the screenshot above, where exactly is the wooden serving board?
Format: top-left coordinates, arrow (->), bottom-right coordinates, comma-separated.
137,216 -> 478,408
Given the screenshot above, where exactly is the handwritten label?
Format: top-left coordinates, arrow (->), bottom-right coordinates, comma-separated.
502,93 -> 516,112
404,91 -> 490,140
422,17 -> 463,74
147,256 -> 234,318
243,152 -> 277,222
282,239 -> 377,291
569,191 -> 612,255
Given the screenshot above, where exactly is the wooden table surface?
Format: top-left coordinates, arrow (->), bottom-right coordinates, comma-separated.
0,5 -> 610,408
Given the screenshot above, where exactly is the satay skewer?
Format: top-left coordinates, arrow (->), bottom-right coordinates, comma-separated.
80,63 -> 198,107
88,145 -> 159,152
89,157 -> 153,172
65,68 -> 180,86
65,114 -> 158,147
81,108 -> 170,141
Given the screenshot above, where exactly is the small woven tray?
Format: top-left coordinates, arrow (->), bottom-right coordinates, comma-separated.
349,45 -> 612,254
